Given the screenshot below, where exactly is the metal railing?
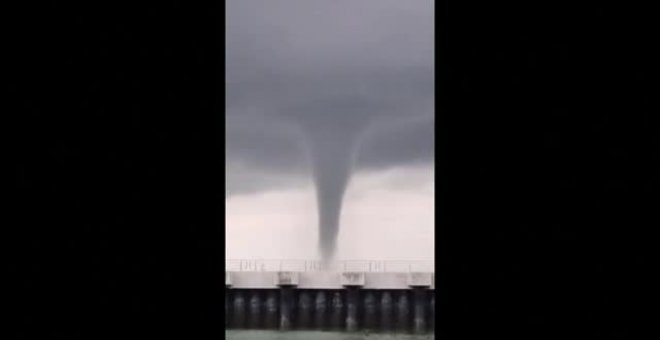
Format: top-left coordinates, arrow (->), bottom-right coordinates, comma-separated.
226,259 -> 434,273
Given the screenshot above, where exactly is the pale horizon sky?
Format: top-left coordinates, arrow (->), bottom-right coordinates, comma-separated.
226,164 -> 434,261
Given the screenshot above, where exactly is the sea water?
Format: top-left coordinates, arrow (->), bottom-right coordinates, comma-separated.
226,330 -> 434,340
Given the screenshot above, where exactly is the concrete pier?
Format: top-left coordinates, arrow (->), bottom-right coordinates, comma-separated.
225,260 -> 434,333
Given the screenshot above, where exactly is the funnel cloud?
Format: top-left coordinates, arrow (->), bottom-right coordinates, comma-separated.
226,0 -> 434,260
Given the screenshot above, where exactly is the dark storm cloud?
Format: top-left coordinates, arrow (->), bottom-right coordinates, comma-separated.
226,0 -> 434,180
226,0 -> 433,259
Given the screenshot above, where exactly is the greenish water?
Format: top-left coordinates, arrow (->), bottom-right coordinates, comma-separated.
226,330 -> 434,340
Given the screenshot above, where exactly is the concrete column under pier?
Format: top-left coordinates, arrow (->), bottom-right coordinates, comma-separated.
249,290 -> 261,329
413,287 -> 427,333
363,290 -> 377,331
232,290 -> 246,328
380,291 -> 393,332
314,290 -> 327,330
345,287 -> 359,332
395,290 -> 410,332
265,290 -> 279,329
297,290 -> 312,329
225,274 -> 231,327
225,288 -> 230,327
330,291 -> 344,331
429,293 -> 435,331
276,272 -> 299,331
279,286 -> 293,330
341,272 -> 365,332
408,272 -> 434,334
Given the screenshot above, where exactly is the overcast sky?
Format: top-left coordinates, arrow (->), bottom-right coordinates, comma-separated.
226,0 -> 434,261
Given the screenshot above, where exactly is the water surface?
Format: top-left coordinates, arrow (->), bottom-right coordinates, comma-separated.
226,330 -> 434,340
